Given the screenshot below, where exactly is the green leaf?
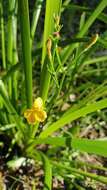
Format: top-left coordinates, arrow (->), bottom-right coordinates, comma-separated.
29,136 -> 107,157
40,98 -> 107,138
18,0 -> 32,108
40,152 -> 52,190
72,137 -> 107,157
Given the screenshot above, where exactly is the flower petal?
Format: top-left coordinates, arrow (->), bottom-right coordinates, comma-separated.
35,110 -> 47,122
27,112 -> 37,124
33,97 -> 43,110
24,109 -> 32,118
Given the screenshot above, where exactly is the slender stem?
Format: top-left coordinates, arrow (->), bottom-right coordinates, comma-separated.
40,57 -> 51,102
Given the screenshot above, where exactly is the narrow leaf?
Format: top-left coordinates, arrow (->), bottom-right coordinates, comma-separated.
18,0 -> 32,108
40,98 -> 107,138
40,152 -> 52,190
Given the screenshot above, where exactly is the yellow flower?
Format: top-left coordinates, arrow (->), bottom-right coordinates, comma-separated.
24,97 -> 47,124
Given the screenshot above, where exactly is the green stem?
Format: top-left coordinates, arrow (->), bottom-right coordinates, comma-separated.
40,57 -> 51,102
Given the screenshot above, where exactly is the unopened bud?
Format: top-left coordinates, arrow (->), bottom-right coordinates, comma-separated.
55,15 -> 60,26
47,38 -> 52,58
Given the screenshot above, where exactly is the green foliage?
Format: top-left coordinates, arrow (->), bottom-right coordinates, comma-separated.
1,0 -> 107,188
